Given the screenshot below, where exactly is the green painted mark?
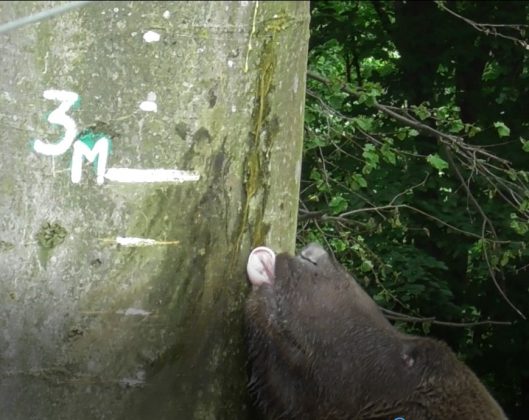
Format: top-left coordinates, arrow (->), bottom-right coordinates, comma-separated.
75,129 -> 113,172
71,96 -> 81,111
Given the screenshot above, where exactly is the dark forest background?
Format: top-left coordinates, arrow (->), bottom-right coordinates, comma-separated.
298,2 -> 529,417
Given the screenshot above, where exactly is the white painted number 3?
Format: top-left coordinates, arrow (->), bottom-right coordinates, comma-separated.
33,90 -> 80,156
33,89 -> 110,185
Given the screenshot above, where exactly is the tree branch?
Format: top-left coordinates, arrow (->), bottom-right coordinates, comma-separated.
436,1 -> 529,50
381,307 -> 512,327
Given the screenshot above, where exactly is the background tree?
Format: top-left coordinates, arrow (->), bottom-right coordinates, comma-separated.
301,1 -> 529,417
0,2 -> 309,419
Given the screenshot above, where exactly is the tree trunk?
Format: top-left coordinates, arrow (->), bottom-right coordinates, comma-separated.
0,1 -> 310,418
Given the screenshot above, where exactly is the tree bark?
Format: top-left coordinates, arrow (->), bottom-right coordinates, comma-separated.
0,1 -> 310,418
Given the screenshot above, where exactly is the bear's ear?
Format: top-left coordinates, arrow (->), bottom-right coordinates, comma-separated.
401,341 -> 419,368
247,247 -> 276,287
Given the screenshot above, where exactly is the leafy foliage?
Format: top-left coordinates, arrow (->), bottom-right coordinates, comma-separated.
299,1 -> 529,417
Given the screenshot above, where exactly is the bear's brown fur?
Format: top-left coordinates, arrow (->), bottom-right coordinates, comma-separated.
245,244 -> 506,420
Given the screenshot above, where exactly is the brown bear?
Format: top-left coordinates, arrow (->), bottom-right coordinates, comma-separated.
245,243 -> 507,420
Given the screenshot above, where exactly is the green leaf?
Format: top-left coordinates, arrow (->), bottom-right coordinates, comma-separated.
362,144 -> 379,164
362,143 -> 380,174
395,129 -> 408,141
520,137 -> 529,153
448,119 -> 464,133
426,154 -> 449,172
329,195 -> 348,214
351,173 -> 368,189
354,116 -> 374,132
381,143 -> 396,165
494,121 -> 510,137
305,136 -> 327,150
412,104 -> 431,120
360,259 -> 374,272
500,251 -> 512,267
331,239 -> 348,253
510,213 -> 528,235
466,124 -> 482,138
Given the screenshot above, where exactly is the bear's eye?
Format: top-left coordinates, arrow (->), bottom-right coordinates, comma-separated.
300,253 -> 318,265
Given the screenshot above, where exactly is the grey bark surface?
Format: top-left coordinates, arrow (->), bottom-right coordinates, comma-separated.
0,1 -> 310,419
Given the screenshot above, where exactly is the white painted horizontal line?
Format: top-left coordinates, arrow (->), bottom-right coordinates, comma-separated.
116,308 -> 151,316
104,168 -> 200,183
114,236 -> 180,247
116,236 -> 157,246
119,377 -> 146,387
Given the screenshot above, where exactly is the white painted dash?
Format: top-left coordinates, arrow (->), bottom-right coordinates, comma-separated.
116,308 -> 151,316
143,30 -> 160,43
105,168 -> 200,183
119,377 -> 146,387
116,237 -> 157,247
139,100 -> 157,112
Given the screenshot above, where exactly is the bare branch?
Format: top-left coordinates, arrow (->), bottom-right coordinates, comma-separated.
442,143 -> 498,238
436,1 -> 529,50
381,308 -> 512,327
481,218 -> 526,320
307,71 -> 529,223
